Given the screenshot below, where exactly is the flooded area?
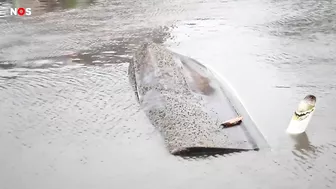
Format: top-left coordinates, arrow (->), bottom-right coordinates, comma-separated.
1,0 -> 336,188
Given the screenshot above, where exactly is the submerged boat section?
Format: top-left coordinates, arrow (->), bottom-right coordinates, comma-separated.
128,42 -> 267,156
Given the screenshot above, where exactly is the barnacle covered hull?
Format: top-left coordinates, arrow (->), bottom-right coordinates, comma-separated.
128,42 -> 265,156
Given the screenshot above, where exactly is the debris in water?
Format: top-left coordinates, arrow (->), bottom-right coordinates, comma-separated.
286,95 -> 316,134
221,116 -> 243,128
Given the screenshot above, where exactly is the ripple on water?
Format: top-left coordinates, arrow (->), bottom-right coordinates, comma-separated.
0,63 -> 155,152
1,0 -> 336,188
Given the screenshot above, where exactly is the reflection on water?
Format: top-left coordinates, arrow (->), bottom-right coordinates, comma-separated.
0,25 -> 171,72
289,132 -> 322,163
290,132 -> 315,152
58,0 -> 94,9
0,0 -> 94,17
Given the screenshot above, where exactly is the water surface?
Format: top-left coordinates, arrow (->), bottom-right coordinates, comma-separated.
1,0 -> 336,188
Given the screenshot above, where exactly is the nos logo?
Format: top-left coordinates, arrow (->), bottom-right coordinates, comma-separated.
10,8 -> 32,16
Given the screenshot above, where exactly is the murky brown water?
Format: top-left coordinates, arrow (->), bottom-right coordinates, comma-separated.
1,0 -> 336,188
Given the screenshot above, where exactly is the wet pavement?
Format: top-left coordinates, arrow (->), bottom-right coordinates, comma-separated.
0,0 -> 336,188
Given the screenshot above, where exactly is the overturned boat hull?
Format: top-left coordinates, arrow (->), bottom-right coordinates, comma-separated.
128,42 -> 266,156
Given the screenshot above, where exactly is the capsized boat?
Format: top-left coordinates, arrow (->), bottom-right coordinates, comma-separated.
128,42 -> 268,156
